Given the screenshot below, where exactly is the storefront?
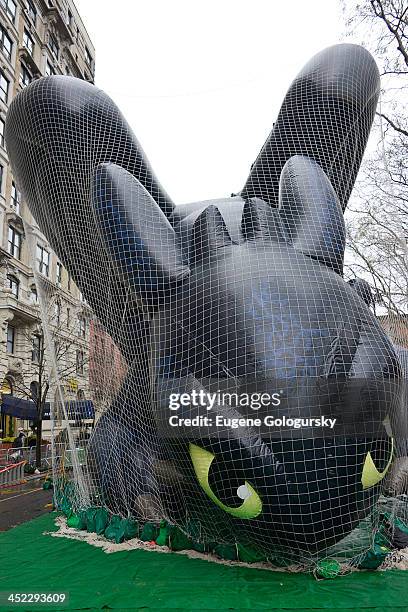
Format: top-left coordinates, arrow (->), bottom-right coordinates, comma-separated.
0,378 -> 14,439
0,396 -> 94,440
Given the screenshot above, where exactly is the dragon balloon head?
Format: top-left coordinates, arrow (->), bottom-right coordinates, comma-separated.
5,43 -> 404,561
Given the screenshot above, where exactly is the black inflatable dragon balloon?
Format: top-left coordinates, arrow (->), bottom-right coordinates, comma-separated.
6,44 -> 404,561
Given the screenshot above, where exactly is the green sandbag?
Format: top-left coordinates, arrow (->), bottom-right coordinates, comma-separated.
378,512 -> 408,549
191,541 -> 208,553
42,479 -> 53,490
358,543 -> 390,569
66,514 -> 78,529
213,544 -> 238,561
140,523 -> 159,542
123,519 -> 139,540
67,512 -> 87,530
58,482 -> 76,516
86,507 -> 98,532
94,508 -> 110,535
169,526 -> 193,551
60,496 -> 72,518
105,515 -> 125,543
156,521 -> 171,546
183,519 -> 208,552
104,516 -> 139,544
237,543 -> 268,563
315,559 -> 342,579
393,515 -> 408,535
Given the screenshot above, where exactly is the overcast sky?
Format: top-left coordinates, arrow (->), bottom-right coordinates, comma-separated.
74,0 -> 346,204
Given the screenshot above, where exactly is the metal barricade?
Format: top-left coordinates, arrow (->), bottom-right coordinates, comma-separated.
0,444 -> 51,468
0,460 -> 26,487
0,440 -> 87,472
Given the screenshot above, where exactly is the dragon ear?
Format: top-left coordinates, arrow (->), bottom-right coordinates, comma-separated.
92,163 -> 190,303
278,155 -> 346,275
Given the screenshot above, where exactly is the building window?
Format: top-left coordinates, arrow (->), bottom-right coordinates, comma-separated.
23,28 -> 34,55
76,350 -> 84,374
29,285 -> 37,303
48,33 -> 59,59
0,70 -> 9,103
45,60 -> 55,76
85,46 -> 92,66
36,244 -> 49,276
7,274 -> 19,298
56,261 -> 62,285
0,117 -> 4,147
67,274 -> 71,291
27,0 -> 36,25
32,334 -> 41,362
78,316 -> 86,339
8,226 -> 22,259
67,8 -> 74,28
66,307 -> 70,327
7,325 -> 15,353
0,0 -> 16,22
0,164 -> 3,191
30,380 -> 38,401
11,181 -> 21,213
19,62 -> 32,88
0,25 -> 12,61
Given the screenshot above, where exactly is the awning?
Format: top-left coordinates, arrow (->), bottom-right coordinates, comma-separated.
64,400 -> 94,420
0,397 -> 94,421
0,396 -> 39,420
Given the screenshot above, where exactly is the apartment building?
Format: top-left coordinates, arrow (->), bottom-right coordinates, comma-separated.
0,0 -> 95,439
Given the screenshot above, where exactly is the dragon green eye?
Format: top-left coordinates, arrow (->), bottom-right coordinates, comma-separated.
361,438 -> 394,490
189,443 -> 262,519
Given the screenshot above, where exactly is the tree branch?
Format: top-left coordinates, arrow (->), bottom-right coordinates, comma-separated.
377,112 -> 408,137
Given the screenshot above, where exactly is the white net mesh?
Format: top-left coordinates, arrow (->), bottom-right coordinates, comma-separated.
5,42 -> 408,569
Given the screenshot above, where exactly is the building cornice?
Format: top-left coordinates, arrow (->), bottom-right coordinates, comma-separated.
39,3 -> 74,46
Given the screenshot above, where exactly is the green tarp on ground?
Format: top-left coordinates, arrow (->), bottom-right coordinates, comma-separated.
0,513 -> 407,611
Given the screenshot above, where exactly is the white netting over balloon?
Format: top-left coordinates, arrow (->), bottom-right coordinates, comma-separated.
5,43 -> 408,571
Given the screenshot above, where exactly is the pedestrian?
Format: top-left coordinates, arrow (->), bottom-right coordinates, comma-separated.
12,428 -> 26,459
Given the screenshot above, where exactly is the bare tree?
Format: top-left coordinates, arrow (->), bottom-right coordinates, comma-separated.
12,295 -> 90,469
342,1 -> 408,320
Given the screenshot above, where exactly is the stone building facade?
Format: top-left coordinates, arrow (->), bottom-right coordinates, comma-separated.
0,0 -> 95,439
